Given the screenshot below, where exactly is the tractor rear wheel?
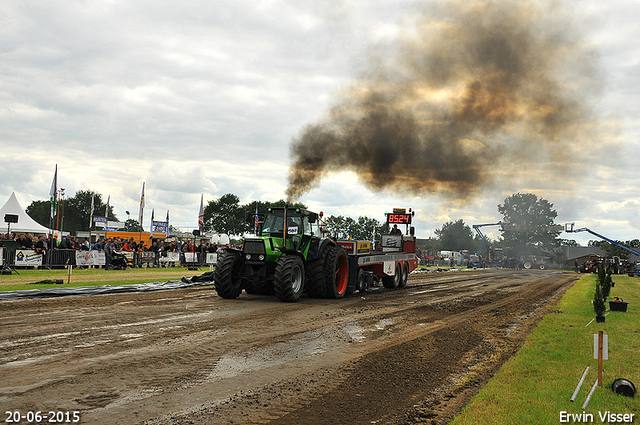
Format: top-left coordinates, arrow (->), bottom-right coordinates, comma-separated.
306,251 -> 327,298
214,252 -> 244,299
274,256 -> 305,302
324,245 -> 349,299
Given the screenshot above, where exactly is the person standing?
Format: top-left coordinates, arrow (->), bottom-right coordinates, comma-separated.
104,238 -> 114,270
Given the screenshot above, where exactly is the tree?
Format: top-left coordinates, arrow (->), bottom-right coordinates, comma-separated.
353,216 -> 382,241
124,219 -> 143,232
26,200 -> 52,228
434,219 -> 476,251
324,215 -> 356,240
204,193 -> 246,236
64,190 -> 115,234
26,190 -> 113,233
497,193 -> 561,255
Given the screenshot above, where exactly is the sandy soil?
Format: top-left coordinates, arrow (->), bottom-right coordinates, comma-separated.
0,269 -> 578,424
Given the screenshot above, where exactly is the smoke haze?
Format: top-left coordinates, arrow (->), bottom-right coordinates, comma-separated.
286,0 -> 602,202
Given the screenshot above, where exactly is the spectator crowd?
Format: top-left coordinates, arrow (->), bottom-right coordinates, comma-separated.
1,232 -> 236,269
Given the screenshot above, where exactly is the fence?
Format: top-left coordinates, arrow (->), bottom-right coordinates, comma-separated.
1,248 -> 218,270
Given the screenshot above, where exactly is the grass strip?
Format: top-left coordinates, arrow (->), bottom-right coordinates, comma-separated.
451,274 -> 640,424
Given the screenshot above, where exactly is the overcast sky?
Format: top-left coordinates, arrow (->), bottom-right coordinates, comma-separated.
1,0 -> 639,246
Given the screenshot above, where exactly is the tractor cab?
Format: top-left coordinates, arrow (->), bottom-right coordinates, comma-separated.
261,208 -> 318,238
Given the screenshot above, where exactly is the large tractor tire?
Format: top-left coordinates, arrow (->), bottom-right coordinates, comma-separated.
382,263 -> 402,289
214,251 -> 244,299
323,245 -> 349,299
274,255 -> 305,302
305,251 -> 328,299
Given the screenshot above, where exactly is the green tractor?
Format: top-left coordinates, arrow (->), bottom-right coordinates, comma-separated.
213,206 -> 349,302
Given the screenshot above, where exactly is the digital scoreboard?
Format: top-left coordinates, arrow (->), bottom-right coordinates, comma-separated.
386,213 -> 412,225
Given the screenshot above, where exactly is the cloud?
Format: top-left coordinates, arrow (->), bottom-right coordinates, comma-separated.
0,0 -> 639,245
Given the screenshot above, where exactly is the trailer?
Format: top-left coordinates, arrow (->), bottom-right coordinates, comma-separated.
213,206 -> 418,302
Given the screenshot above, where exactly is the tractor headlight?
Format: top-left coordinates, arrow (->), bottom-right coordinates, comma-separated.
245,254 -> 252,261
259,255 -> 265,261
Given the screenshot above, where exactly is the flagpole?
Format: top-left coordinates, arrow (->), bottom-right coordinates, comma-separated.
89,192 -> 94,244
138,182 -> 145,245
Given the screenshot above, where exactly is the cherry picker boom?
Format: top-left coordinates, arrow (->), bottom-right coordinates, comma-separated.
565,223 -> 640,257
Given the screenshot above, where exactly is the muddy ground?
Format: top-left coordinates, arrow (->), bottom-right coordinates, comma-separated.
0,269 -> 578,424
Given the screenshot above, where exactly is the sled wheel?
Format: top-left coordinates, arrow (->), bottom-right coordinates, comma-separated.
356,268 -> 367,292
398,262 -> 409,288
274,256 -> 305,302
214,252 -> 244,299
383,263 -> 401,289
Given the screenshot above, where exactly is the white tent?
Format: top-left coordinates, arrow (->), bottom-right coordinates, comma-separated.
0,192 -> 53,235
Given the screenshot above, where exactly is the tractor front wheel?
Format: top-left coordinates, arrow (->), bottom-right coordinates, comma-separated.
274,256 -> 305,302
214,252 -> 244,299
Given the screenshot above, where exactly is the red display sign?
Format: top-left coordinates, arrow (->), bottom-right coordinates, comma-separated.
387,213 -> 412,224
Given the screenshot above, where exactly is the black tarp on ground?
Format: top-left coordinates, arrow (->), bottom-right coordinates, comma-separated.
0,272 -> 215,301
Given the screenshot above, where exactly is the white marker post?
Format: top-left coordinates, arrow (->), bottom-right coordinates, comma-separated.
594,331 -> 608,386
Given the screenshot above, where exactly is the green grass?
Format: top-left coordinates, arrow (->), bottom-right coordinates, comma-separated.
451,274 -> 640,424
0,266 -> 214,291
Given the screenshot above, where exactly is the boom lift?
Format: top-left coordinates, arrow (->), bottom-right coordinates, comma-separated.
565,223 -> 640,257
565,223 -> 640,276
472,222 -> 504,266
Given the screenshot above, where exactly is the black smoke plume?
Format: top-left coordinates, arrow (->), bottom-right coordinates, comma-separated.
286,0 -> 601,201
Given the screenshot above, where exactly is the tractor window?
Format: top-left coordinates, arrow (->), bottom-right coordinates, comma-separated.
262,210 -> 306,235
302,216 -> 313,235
262,211 -> 284,234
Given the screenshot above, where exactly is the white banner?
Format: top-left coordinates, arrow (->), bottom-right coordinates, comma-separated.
184,252 -> 197,263
0,247 -> 3,266
15,250 -> 43,266
160,252 -> 180,263
206,253 -> 218,265
76,250 -> 106,266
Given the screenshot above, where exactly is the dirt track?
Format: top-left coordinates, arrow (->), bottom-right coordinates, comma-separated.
0,269 -> 578,424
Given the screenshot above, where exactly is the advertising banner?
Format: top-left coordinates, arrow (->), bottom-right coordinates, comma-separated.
152,220 -> 168,234
206,253 -> 218,265
160,252 -> 180,263
15,250 -> 43,266
76,250 -> 106,266
140,252 -> 155,263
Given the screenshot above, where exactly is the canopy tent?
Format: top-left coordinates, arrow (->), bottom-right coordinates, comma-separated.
0,192 -> 53,235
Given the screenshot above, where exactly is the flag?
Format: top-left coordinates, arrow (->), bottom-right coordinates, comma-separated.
138,182 -> 145,226
150,209 -> 154,238
49,165 -> 57,219
89,193 -> 95,228
254,204 -> 259,234
166,210 -> 170,237
105,195 -> 110,217
198,194 -> 204,231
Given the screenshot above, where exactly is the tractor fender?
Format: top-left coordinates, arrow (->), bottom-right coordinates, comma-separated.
307,238 -> 336,262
